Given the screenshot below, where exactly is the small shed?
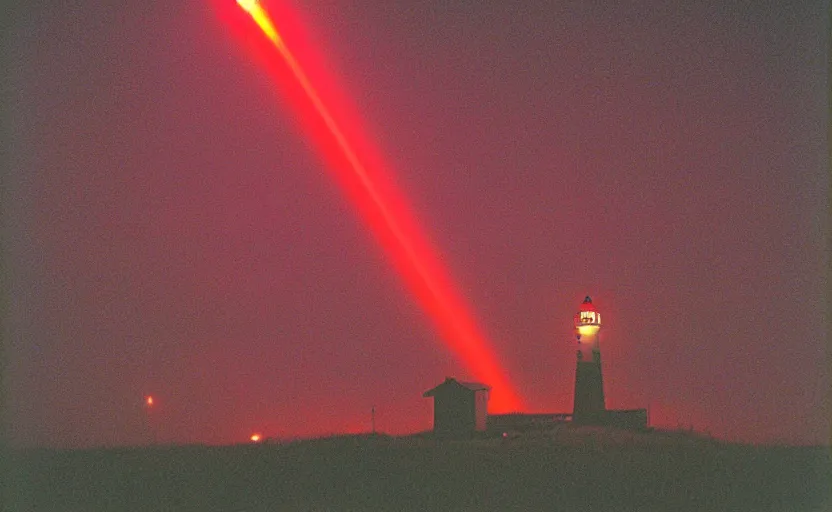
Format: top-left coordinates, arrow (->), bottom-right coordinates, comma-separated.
423,377 -> 489,436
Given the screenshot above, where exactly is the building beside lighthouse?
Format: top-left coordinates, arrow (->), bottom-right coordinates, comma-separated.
423,377 -> 490,436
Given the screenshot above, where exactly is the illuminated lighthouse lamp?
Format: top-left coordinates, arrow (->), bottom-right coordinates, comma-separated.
574,296 -> 601,363
575,296 -> 601,337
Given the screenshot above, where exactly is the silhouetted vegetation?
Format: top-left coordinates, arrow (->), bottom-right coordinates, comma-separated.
6,429 -> 830,511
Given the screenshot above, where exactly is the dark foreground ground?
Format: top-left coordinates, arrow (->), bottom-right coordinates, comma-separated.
4,428 -> 830,511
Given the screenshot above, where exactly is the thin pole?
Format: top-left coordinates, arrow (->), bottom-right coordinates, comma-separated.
371,405 -> 376,435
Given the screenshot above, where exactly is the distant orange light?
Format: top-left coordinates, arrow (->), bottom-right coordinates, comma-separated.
145,396 -> 154,406
250,433 -> 262,442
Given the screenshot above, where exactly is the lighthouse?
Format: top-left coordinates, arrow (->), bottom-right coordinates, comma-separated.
572,296 -> 606,424
481,294 -> 647,434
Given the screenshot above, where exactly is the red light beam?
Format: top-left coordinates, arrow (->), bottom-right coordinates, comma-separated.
229,0 -> 524,411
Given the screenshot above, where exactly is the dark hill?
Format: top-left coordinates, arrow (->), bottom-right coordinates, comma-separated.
5,428 -> 830,511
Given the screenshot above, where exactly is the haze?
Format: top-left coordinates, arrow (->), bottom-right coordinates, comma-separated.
4,0 -> 828,447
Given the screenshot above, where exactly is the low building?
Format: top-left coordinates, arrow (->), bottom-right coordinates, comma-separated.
487,410 -> 647,434
423,377 -> 489,436
487,412 -> 572,433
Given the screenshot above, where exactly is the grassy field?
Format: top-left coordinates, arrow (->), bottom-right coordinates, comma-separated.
4,428 -> 830,511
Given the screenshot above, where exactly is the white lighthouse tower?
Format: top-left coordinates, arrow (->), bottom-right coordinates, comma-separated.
572,296 -> 606,424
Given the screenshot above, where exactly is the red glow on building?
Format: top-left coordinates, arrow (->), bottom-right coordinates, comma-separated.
577,296 -> 597,313
216,0 -> 524,411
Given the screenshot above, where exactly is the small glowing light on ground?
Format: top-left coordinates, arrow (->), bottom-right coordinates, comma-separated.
250,433 -> 262,442
145,396 -> 154,407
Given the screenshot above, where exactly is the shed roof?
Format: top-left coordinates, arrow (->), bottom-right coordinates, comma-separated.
423,377 -> 490,397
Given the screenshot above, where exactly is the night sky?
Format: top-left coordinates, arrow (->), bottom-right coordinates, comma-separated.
5,0 -> 829,448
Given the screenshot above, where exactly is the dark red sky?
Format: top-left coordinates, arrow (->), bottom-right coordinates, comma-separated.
5,0 -> 829,447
